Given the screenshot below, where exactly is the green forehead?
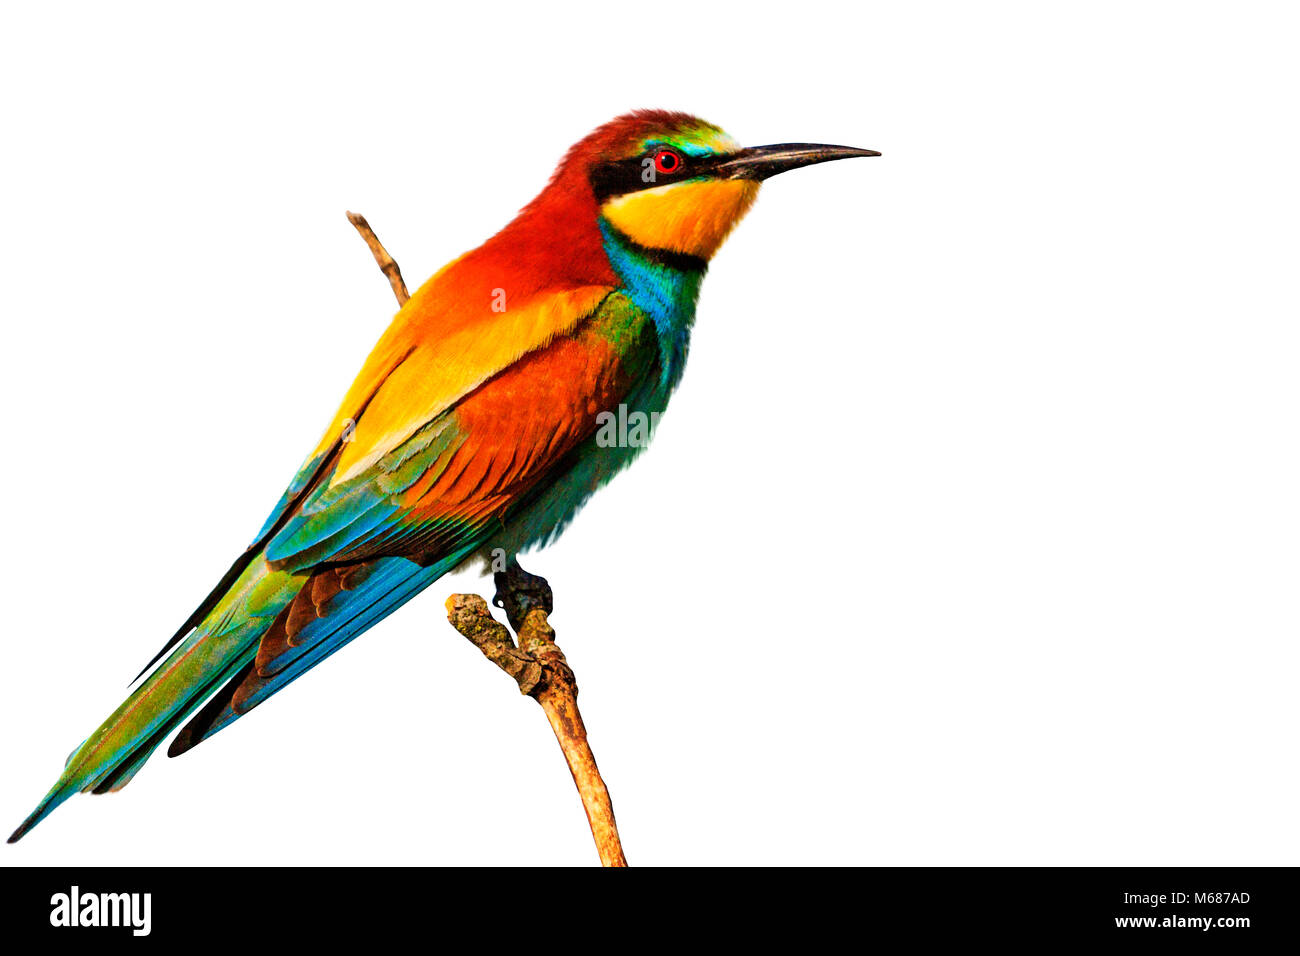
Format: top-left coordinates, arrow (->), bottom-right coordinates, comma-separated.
637,125 -> 739,157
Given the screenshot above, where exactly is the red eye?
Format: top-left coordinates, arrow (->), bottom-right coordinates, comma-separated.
654,148 -> 682,175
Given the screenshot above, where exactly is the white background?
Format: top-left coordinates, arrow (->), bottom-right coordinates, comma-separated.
1,1 -> 1297,866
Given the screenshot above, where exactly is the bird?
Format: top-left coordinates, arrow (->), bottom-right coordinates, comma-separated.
8,109 -> 878,843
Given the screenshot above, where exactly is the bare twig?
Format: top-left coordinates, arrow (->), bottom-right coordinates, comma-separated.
347,211 -> 409,306
446,595 -> 627,867
346,211 -> 627,867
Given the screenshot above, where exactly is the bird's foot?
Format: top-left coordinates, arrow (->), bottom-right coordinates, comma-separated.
493,560 -> 553,633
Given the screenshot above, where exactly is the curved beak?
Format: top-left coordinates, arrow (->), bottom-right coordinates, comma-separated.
714,143 -> 881,181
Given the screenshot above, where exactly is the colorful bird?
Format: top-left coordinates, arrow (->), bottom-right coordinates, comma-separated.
9,110 -> 877,842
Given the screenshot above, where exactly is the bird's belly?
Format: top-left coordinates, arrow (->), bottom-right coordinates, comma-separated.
484,390 -> 669,558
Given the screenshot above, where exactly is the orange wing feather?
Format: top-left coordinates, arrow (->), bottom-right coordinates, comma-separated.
309,261 -> 612,485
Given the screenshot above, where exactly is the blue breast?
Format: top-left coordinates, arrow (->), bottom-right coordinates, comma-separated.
597,218 -> 704,389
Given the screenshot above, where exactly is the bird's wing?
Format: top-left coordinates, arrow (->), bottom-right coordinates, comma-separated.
307,277 -> 615,489
135,277 -> 615,679
167,289 -> 661,753
260,281 -> 640,570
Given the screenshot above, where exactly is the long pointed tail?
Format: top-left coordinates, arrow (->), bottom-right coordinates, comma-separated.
8,558 -> 303,843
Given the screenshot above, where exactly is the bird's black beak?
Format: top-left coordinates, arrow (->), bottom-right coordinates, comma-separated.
713,143 -> 881,181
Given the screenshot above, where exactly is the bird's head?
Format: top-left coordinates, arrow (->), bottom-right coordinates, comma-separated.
554,110 -> 879,263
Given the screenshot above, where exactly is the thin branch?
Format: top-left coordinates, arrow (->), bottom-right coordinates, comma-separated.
346,211 -> 409,306
446,595 -> 628,867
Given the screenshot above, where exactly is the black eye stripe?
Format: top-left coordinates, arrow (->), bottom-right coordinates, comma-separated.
589,150 -> 728,202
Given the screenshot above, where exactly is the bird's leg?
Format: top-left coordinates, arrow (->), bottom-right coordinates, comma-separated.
492,556 -> 554,633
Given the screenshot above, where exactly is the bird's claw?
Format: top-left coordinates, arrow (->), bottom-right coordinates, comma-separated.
493,561 -> 553,633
